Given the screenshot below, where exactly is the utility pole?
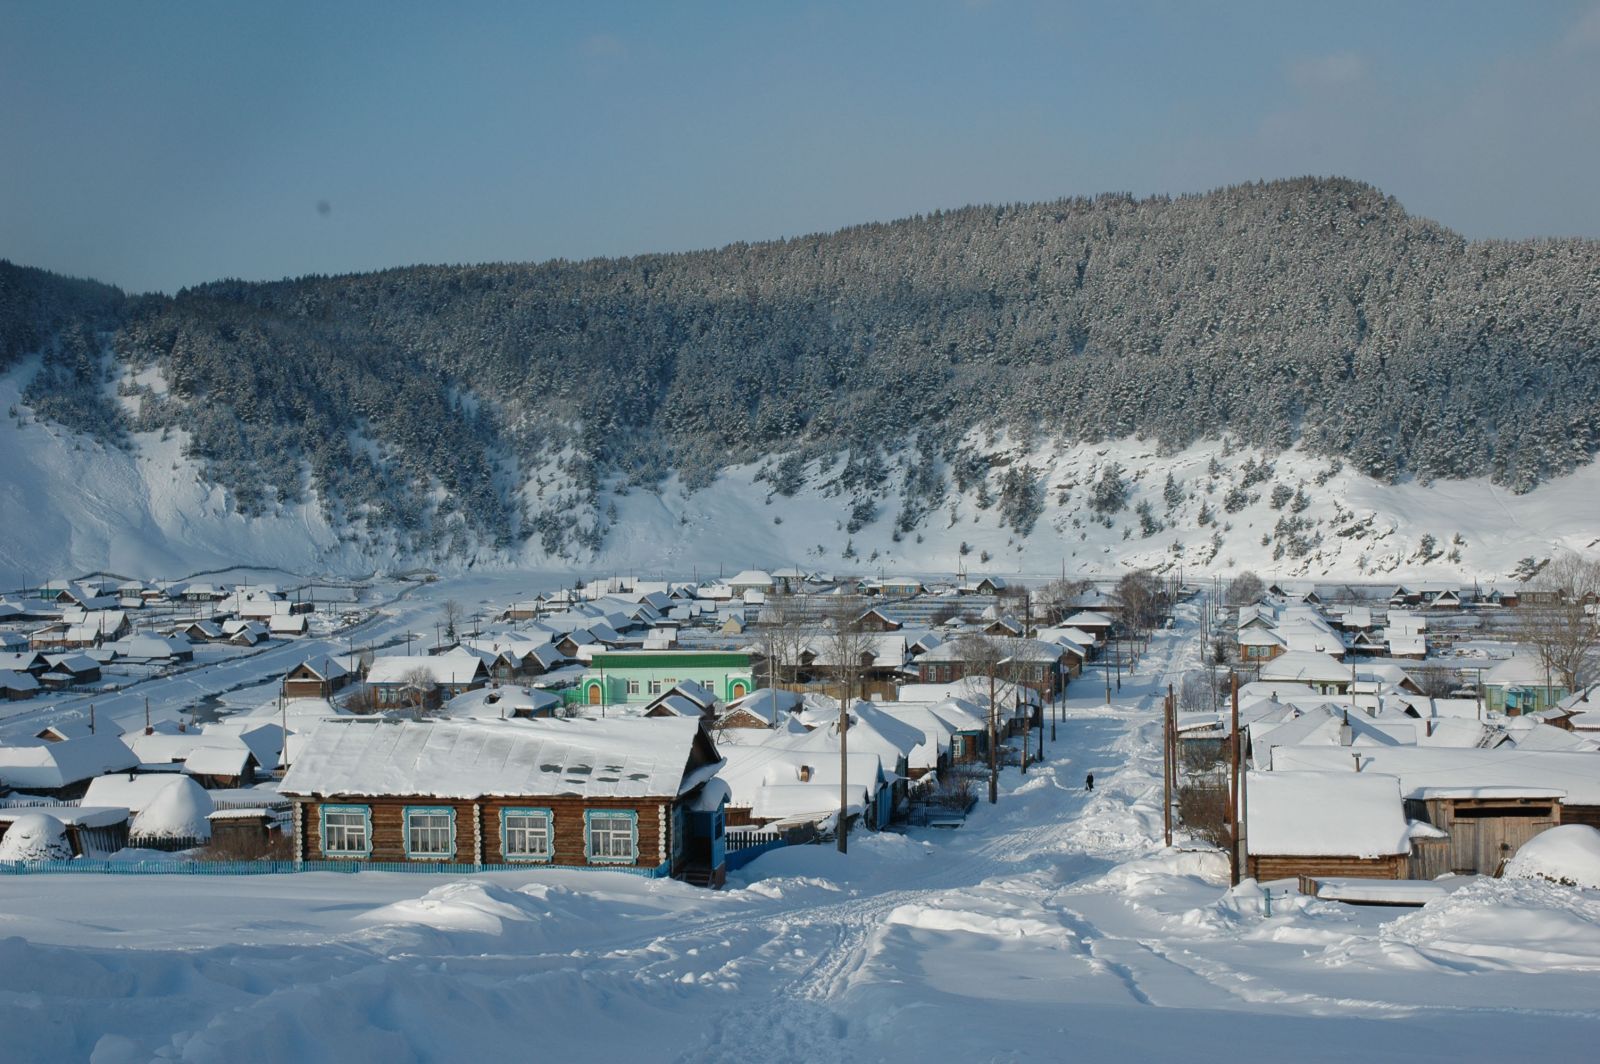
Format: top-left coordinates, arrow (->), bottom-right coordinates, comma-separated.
1037,691 -> 1045,763
1229,671 -> 1242,886
988,667 -> 999,804
838,665 -> 850,854
1162,685 -> 1173,847
1018,688 -> 1027,775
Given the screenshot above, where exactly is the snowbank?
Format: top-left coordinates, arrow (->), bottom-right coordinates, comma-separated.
1505,825 -> 1600,889
0,812 -> 73,861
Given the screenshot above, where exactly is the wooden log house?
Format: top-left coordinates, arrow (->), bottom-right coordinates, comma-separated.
279,717 -> 730,884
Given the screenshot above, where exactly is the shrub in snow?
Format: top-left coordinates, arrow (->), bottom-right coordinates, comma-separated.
0,813 -> 74,862
131,777 -> 215,841
1505,826 -> 1600,889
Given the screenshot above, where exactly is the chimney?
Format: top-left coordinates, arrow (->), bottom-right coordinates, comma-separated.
1339,710 -> 1352,747
799,765 -> 813,782
1352,753 -> 1363,772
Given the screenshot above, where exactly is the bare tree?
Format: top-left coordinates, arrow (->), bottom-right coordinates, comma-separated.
1226,571 -> 1266,607
400,666 -> 439,720
441,600 -> 463,644
1515,553 -> 1600,690
1114,569 -> 1162,644
759,590 -> 814,693
1037,577 -> 1092,624
1179,670 -> 1217,713
956,633 -> 1011,805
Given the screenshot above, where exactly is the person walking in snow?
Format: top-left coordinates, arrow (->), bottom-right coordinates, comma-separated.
1084,772 -> 1094,792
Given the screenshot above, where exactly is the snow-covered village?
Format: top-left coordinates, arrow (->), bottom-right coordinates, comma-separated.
2,561 -> 1600,1060
8,3 -> 1600,1061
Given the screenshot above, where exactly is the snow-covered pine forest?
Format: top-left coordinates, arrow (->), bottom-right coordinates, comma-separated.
2,176 -> 1598,582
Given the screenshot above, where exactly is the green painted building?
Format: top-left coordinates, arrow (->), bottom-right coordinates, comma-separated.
580,650 -> 756,706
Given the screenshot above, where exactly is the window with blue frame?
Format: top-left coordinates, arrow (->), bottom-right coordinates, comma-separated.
321,804 -> 371,857
501,807 -> 554,861
404,806 -> 456,859
585,809 -> 638,863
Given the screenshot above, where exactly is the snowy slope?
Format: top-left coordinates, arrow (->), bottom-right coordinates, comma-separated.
587,437 -> 1600,583
4,356 -> 1597,587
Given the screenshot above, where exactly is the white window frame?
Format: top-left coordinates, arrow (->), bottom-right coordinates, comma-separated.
403,806 -> 457,860
501,807 -> 554,862
584,809 -> 638,864
321,804 -> 372,858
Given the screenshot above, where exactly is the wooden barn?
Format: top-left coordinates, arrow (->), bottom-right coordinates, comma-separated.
282,656 -> 352,699
1271,746 -> 1600,876
1245,770 -> 1413,881
279,717 -> 729,884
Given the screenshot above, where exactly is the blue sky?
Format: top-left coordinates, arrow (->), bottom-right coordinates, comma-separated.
4,1 -> 1599,293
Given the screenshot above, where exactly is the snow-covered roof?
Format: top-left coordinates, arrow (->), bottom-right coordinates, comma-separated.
366,653 -> 488,687
1246,770 -> 1411,857
1259,651 -> 1352,685
720,688 -> 802,726
1270,746 -> 1600,804
1484,655 -> 1558,688
0,735 -> 140,790
182,744 -> 254,777
437,685 -> 562,720
280,717 -> 718,800
82,772 -> 196,814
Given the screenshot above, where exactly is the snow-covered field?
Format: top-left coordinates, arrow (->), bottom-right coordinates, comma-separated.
5,613 -> 1600,1062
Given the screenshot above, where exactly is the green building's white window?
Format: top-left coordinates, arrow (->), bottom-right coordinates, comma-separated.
627,679 -> 640,695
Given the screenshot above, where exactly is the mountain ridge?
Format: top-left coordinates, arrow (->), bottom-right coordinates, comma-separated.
2,176 -> 1598,576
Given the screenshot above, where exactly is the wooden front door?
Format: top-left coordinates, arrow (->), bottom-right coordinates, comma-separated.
588,683 -> 603,705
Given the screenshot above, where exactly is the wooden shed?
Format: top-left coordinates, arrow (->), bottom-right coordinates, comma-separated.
1245,770 -> 1412,881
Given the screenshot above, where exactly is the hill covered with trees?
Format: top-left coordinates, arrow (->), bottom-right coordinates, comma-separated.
4,177 -> 1598,562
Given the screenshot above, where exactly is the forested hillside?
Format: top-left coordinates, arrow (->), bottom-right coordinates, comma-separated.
4,177 -> 1599,562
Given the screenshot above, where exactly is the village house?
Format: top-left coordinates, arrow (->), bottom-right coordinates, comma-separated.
1481,656 -> 1569,715
1271,745 -> 1600,876
1245,770 -> 1414,881
282,656 -> 353,699
0,734 -> 140,799
913,636 -> 1069,700
279,717 -> 729,884
364,653 -> 490,710
581,650 -> 755,706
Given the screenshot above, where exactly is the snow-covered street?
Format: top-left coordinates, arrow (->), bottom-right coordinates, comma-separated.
4,615 -> 1600,1062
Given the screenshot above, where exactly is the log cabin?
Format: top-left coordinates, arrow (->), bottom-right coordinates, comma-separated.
1245,770 -> 1413,881
279,717 -> 729,885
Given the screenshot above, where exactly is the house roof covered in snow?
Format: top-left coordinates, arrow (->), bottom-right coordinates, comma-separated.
0,735 -> 139,790
1246,770 -> 1411,857
280,717 -> 720,800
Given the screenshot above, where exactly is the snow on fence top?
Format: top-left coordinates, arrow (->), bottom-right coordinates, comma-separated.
1246,770 -> 1411,857
279,717 -> 714,800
